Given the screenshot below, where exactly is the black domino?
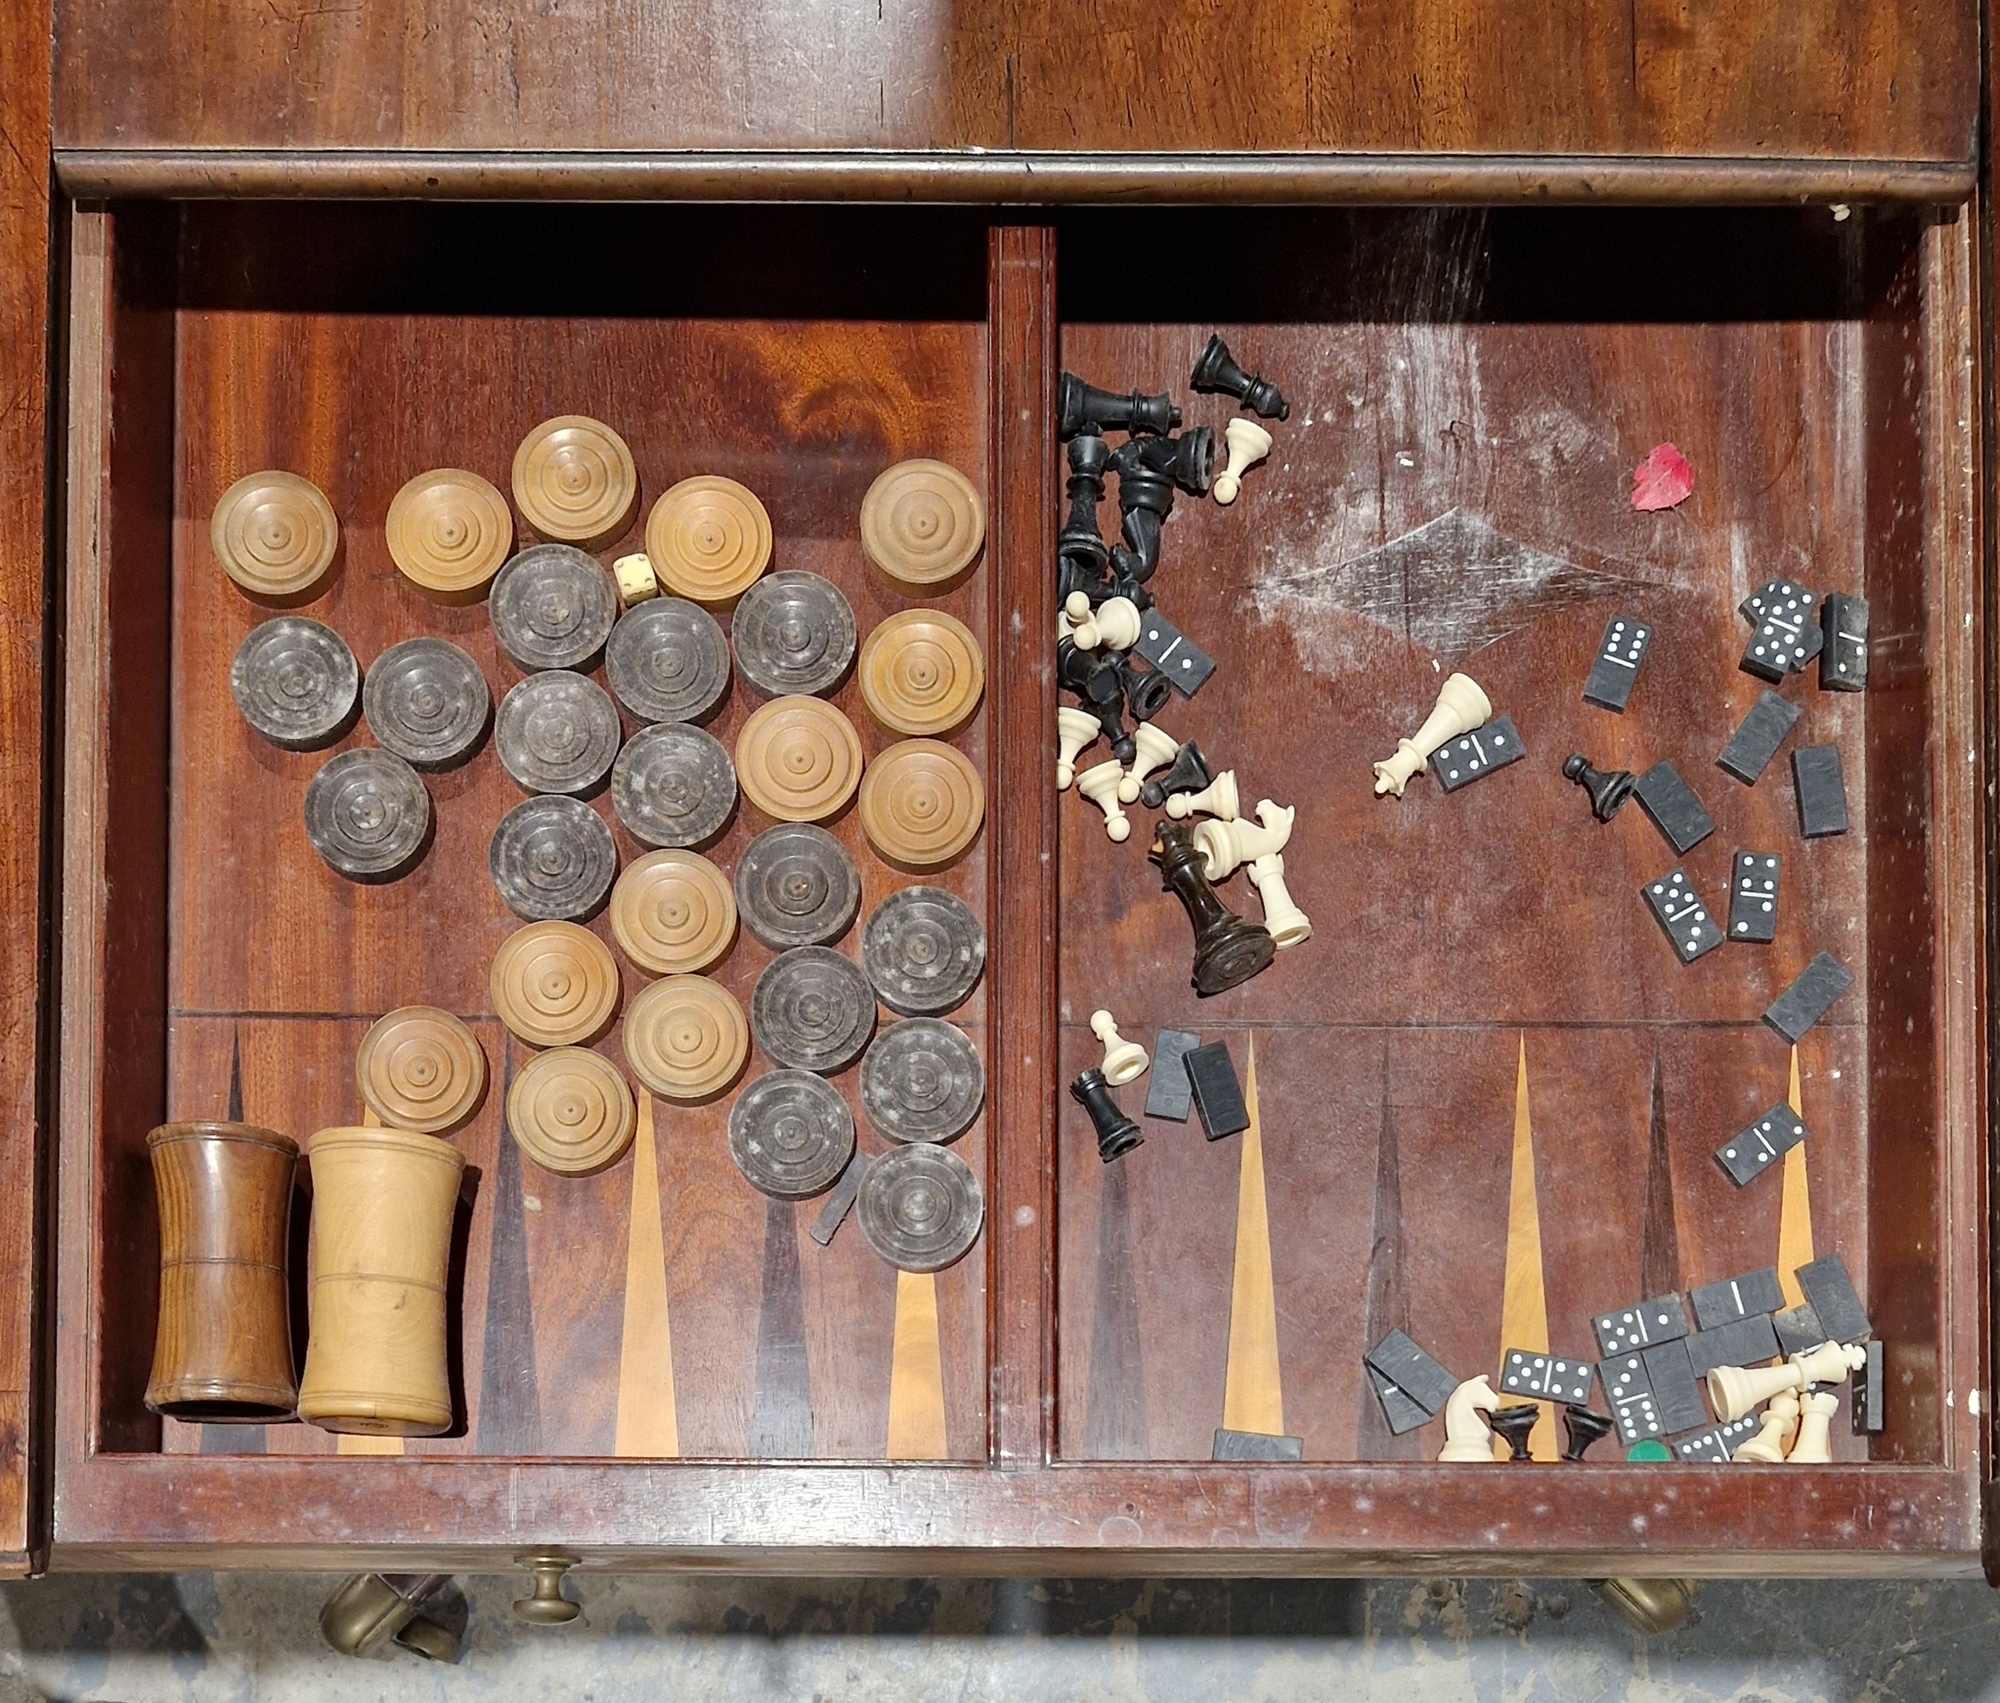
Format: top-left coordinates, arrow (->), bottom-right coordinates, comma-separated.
1741,582 -> 1822,681
1713,1102 -> 1808,1188
1132,610 -> 1216,698
1673,1416 -> 1760,1461
1185,1040 -> 1249,1141
1685,1315 -> 1782,1377
1728,851 -> 1780,943
1429,715 -> 1527,792
1772,1301 -> 1827,1357
1592,1294 -> 1690,1358
1599,1353 -> 1664,1446
1497,1347 -> 1593,1405
1582,614 -> 1651,712
1793,744 -> 1849,837
1819,592 -> 1868,692
1639,1339 -> 1709,1434
1366,1365 -> 1435,1435
1144,1028 -> 1201,1122
1212,1427 -> 1304,1460
1762,951 -> 1854,1043
1364,1328 -> 1460,1416
1716,690 -> 1801,785
1633,761 -> 1716,854
1795,1254 -> 1872,1344
1689,1267 -> 1786,1329
1641,867 -> 1725,964
1851,1340 -> 1884,1433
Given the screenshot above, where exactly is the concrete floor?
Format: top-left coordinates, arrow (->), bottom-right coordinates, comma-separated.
0,1574 -> 1997,1701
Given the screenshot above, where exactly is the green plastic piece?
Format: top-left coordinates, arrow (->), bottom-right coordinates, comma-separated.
1626,1439 -> 1673,1462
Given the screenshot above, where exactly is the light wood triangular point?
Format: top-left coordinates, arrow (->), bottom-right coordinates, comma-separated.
1221,1036 -> 1285,1438
1497,1035 -> 1555,1460
615,1096 -> 680,1456
886,1270 -> 948,1459
1777,1045 -> 1816,1311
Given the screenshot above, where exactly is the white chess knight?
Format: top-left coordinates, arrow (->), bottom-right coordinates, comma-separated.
1089,1010 -> 1149,1085
1706,1340 -> 1867,1423
1055,706 -> 1102,792
1066,592 -> 1142,652
1248,852 -> 1311,948
1785,1389 -> 1841,1463
1194,799 -> 1295,882
1212,418 -> 1273,506
1165,770 -> 1239,821
1731,1393 -> 1801,1463
1437,1375 -> 1501,1463
1373,673 -> 1493,797
1075,758 -> 1132,843
1119,722 -> 1180,804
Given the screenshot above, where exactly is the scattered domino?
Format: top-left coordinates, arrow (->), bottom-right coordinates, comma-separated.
1144,1029 -> 1202,1122
1729,851 -> 1781,943
1582,614 -> 1651,712
1819,591 -> 1869,692
1639,1339 -> 1709,1434
1851,1340 -> 1885,1433
1497,1348 -> 1593,1405
1792,744 -> 1849,837
1185,1040 -> 1250,1141
1641,868 -> 1725,963
1684,1315 -> 1782,1377
1364,1328 -> 1460,1416
1713,1102 -> 1808,1188
1673,1416 -> 1760,1462
1716,690 -> 1802,785
1367,1364 -> 1435,1435
1795,1253 -> 1871,1344
1593,1295 -> 1691,1359
1762,951 -> 1854,1043
1690,1267 -> 1786,1329
1772,1301 -> 1827,1358
1132,610 -> 1217,698
1212,1427 -> 1304,1460
1600,1353 -> 1664,1446
1740,582 -> 1822,681
1429,715 -> 1527,792
1633,762 -> 1716,854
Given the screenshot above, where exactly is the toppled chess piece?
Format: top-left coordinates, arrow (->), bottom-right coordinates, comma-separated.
1561,1405 -> 1614,1461
1489,1404 -> 1539,1462
1057,372 -> 1181,440
1563,752 -> 1638,822
1136,428 -> 1216,498
1069,593 -> 1143,653
1152,821 -> 1276,996
1057,428 -> 1111,581
1786,1389 -> 1840,1463
1139,738 -> 1212,811
1167,770 -> 1239,822
1057,635 -> 1122,707
1195,799 -> 1295,882
1374,673 -> 1492,797
1248,852 -> 1311,948
1087,695 -> 1136,766
1076,758 -> 1132,843
1212,419 -> 1273,506
1070,1066 -> 1142,1161
1117,656 -> 1173,723
1190,333 -> 1290,421
1055,706 -> 1102,792
1120,722 -> 1180,804
1732,1393 -> 1800,1463
1089,1010 -> 1149,1085
1107,438 -> 1177,584
1706,1339 -> 1866,1423
1436,1374 -> 1500,1462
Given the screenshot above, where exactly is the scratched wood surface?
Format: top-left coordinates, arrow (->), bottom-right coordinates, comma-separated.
1055,208 -> 1927,1467
50,0 -> 1976,171
130,204 -> 992,1460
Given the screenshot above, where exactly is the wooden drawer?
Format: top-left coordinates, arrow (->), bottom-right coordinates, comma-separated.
54,198 -> 1987,1574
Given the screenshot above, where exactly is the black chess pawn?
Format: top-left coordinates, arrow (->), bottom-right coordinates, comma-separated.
1071,1067 -> 1142,1161
1057,371 -> 1181,440
1189,332 -> 1290,421
1489,1404 -> 1539,1462
1139,739 -> 1212,811
1136,427 -> 1216,498
1057,428 -> 1111,581
1563,752 -> 1638,822
1057,636 -> 1122,708
1117,656 -> 1173,723
1151,821 -> 1276,997
1561,1405 -> 1614,1462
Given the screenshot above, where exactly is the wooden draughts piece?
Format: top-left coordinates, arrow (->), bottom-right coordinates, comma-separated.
511,413 -> 638,549
385,467 -> 513,598
858,608 -> 986,737
211,469 -> 339,601
507,1045 -> 637,1175
489,920 -> 621,1048
859,459 -> 985,589
736,695 -> 864,823
610,849 -> 737,975
355,1005 -> 488,1133
622,975 -> 749,1103
857,738 -> 985,870
646,474 -> 773,607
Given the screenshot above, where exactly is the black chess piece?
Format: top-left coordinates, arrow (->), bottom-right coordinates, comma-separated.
1117,656 -> 1173,723
1489,1404 -> 1539,1462
1057,372 -> 1181,440
1057,428 -> 1111,582
1136,427 -> 1216,497
1057,636 -> 1122,708
1138,739 -> 1212,811
1189,333 -> 1290,421
1061,567 -> 1154,614
1151,821 -> 1276,996
1561,1405 -> 1614,1462
1563,752 -> 1638,822
1071,1067 -> 1143,1161
1090,696 -> 1136,766
1108,439 -> 1177,583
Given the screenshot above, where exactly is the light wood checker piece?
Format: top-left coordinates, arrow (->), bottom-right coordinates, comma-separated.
622,975 -> 749,1103
210,469 -> 339,601
859,608 -> 985,737
511,414 -> 638,548
646,474 -> 772,607
506,1045 -> 637,1175
353,1004 -> 488,1134
490,921 -> 622,1048
610,850 -> 737,976
857,738 -> 985,869
859,458 -> 985,589
735,695 -> 865,823
385,467 -> 514,598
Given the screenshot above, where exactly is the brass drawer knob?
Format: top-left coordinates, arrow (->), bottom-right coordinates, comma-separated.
512,1552 -> 582,1626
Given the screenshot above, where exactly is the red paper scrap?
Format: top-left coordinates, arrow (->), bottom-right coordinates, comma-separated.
1631,443 -> 1694,512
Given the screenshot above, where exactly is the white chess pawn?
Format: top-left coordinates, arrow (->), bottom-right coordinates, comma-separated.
1165,770 -> 1239,821
1119,722 -> 1180,804
1055,706 -> 1101,792
1731,1393 -> 1801,1463
1437,1375 -> 1501,1463
1212,418 -> 1273,506
1072,595 -> 1142,652
1248,852 -> 1311,948
1089,1010 -> 1149,1085
1785,1389 -> 1841,1463
1194,800 -> 1295,881
1075,758 -> 1131,843
1373,673 -> 1492,797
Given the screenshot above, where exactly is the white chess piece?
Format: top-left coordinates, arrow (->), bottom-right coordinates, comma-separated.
1119,722 -> 1179,804
1072,595 -> 1142,652
1089,1010 -> 1149,1085
1373,673 -> 1492,797
1056,707 -> 1101,792
1194,801 -> 1295,881
1248,852 -> 1311,948
1784,1389 -> 1841,1463
1075,759 -> 1131,843
1165,770 -> 1239,821
1437,1375 -> 1501,1463
1731,1393 -> 1801,1463
1707,1340 -> 1865,1422
1212,418 -> 1273,506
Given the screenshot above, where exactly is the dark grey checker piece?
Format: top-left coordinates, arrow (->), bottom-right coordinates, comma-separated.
1592,1295 -> 1689,1359
1716,690 -> 1801,785
1674,1416 -> 1759,1461
1713,1103 -> 1807,1188
1762,951 -> 1854,1044
1364,1328 -> 1458,1417
1429,715 -> 1526,792
1640,1339 -> 1710,1434
1685,1315 -> 1782,1378
1690,1267 -> 1786,1329
1633,761 -> 1716,854
1367,1366 -> 1433,1436
1795,1254 -> 1872,1344
1792,743 -> 1849,838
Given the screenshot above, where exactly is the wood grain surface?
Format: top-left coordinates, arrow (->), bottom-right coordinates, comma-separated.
49,0 -> 1976,178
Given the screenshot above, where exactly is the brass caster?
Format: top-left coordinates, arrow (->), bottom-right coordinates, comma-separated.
319,1573 -> 460,1660
1592,1577 -> 1695,1635
512,1549 -> 583,1625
